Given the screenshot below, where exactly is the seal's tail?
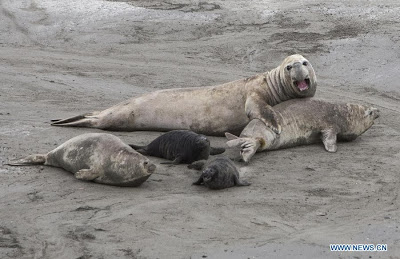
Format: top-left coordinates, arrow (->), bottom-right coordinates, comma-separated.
51,112 -> 98,128
209,147 -> 225,155
128,144 -> 147,155
6,154 -> 46,166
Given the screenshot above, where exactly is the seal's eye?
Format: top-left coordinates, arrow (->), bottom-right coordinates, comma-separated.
369,111 -> 373,116
303,61 -> 308,66
143,161 -> 148,165
286,65 -> 292,71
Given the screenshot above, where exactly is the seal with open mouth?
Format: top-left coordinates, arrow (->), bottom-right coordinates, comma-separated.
287,60 -> 311,92
226,98 -> 380,163
51,54 -> 317,136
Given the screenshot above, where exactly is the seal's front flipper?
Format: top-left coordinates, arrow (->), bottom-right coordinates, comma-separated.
192,176 -> 204,185
51,113 -> 98,128
75,168 -> 100,181
187,160 -> 206,170
233,174 -> 251,187
209,147 -> 225,155
322,128 -> 337,153
6,154 -> 46,166
160,156 -> 182,165
245,96 -> 281,134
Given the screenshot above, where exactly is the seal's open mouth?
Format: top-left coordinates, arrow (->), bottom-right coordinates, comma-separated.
295,78 -> 310,91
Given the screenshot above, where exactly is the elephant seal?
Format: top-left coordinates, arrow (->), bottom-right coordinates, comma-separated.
7,133 -> 156,187
51,54 -> 317,136
190,157 -> 250,190
226,98 -> 380,163
129,130 -> 225,164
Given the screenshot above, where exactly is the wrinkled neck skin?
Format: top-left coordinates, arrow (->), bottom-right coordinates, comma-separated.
261,66 -> 295,106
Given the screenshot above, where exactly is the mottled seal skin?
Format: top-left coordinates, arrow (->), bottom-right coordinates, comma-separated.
51,54 -> 317,136
7,133 -> 156,187
191,157 -> 250,190
226,98 -> 380,163
129,130 -> 225,164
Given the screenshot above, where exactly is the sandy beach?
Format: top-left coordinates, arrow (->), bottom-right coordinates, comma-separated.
1,0 -> 399,258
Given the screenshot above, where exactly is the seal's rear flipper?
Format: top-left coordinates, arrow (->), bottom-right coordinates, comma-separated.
6,154 -> 46,166
187,160 -> 206,170
128,144 -> 147,155
160,156 -> 182,165
225,132 -> 239,141
236,179 -> 251,186
233,175 -> 251,187
209,147 -> 225,155
51,113 -> 98,127
225,132 -> 261,163
225,132 -> 248,147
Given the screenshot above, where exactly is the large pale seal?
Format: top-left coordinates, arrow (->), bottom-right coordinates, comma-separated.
129,130 -> 225,164
191,157 -> 250,190
7,133 -> 156,186
51,54 -> 317,136
226,98 -> 380,162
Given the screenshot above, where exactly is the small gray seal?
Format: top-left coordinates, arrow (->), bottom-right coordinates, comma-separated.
7,133 -> 156,186
190,157 -> 250,190
226,98 -> 380,162
129,130 -> 225,164
51,54 -> 317,136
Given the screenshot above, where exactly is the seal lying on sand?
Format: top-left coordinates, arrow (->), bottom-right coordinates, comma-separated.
51,54 -> 317,136
7,133 -> 156,187
129,130 -> 225,164
226,98 -> 380,162
190,157 -> 250,190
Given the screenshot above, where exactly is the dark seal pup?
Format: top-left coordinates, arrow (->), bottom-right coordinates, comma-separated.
191,157 -> 250,190
7,133 -> 156,187
51,54 -> 317,136
226,98 -> 380,163
129,130 -> 225,164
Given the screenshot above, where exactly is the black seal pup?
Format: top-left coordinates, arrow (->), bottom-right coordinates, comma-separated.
226,98 -> 380,163
7,133 -> 156,187
129,130 -> 225,164
190,157 -> 250,190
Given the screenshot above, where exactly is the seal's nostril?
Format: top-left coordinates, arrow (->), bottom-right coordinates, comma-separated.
147,164 -> 156,172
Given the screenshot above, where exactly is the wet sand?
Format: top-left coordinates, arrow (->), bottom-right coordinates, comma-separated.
1,0 -> 399,258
